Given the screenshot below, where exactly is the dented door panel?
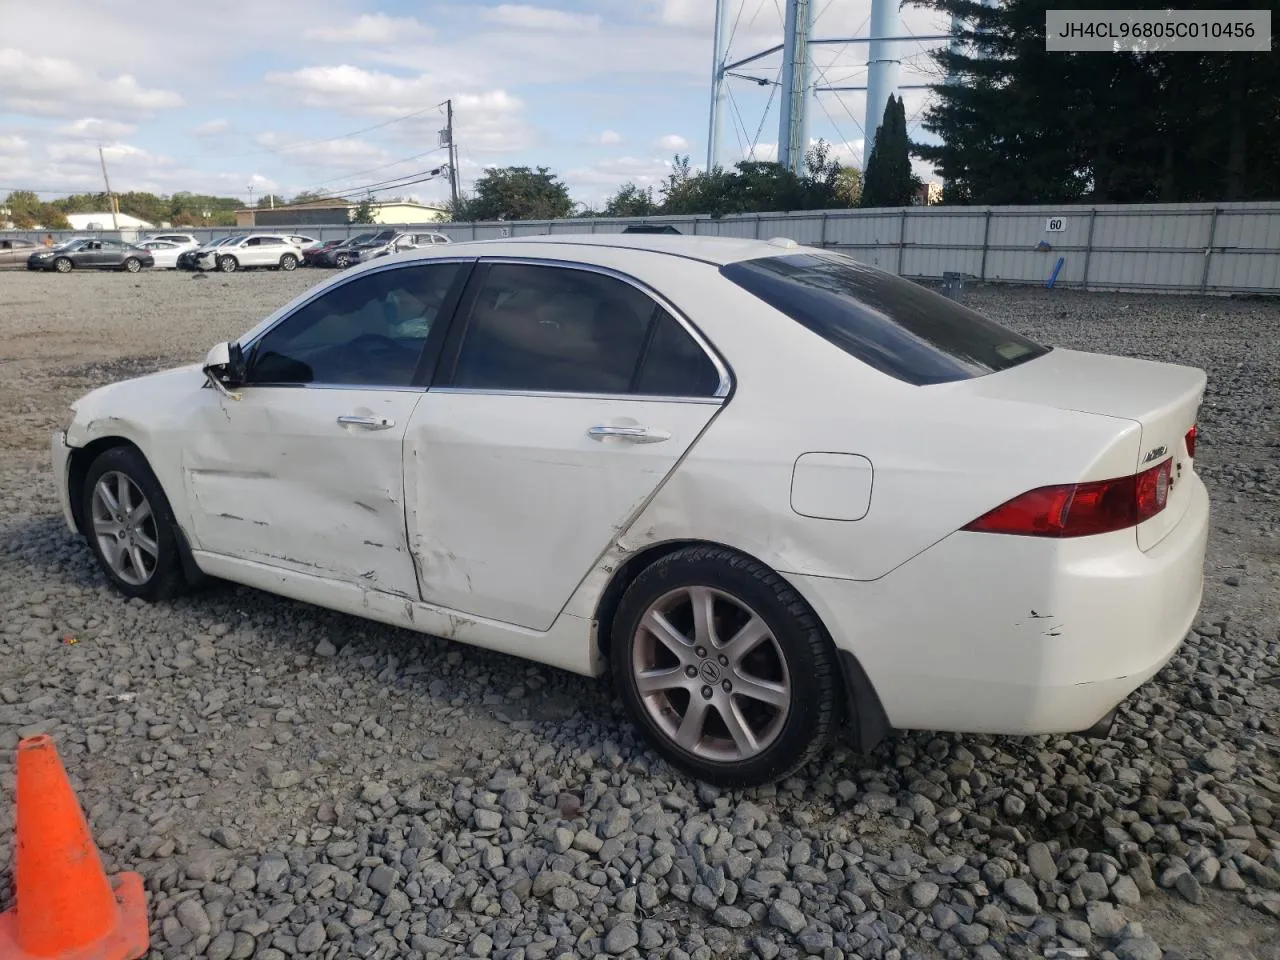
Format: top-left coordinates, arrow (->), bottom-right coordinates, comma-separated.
180,386 -> 424,598
402,391 -> 720,632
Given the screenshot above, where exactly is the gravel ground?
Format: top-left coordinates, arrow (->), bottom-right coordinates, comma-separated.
1,268 -> 1278,960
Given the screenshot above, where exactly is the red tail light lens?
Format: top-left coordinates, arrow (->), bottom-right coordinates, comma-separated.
964,460 -> 1171,538
1185,425 -> 1197,458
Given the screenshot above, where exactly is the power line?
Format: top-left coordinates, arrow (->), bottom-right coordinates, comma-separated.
297,146 -> 449,193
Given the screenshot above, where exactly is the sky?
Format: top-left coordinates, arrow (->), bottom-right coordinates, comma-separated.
0,0 -> 954,210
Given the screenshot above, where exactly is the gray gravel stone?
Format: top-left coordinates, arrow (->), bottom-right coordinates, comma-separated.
604,922 -> 639,954
769,900 -> 807,935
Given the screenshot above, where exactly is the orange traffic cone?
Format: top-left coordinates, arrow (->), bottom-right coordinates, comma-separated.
0,735 -> 149,960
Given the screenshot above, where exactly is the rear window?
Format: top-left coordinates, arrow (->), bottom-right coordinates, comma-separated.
720,252 -> 1049,385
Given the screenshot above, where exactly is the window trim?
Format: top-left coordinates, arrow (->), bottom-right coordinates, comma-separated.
235,256 -> 477,392
432,256 -> 732,403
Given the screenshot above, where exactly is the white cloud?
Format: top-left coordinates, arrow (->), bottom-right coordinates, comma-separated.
588,130 -> 623,146
480,5 -> 602,32
0,47 -> 182,117
305,14 -> 433,43
655,134 -> 689,151
253,132 -> 390,168
56,117 -> 138,140
264,66 -> 536,154
192,119 -> 231,137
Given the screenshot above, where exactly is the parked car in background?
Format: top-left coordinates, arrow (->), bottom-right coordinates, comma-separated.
301,239 -> 341,267
352,231 -> 451,263
282,234 -> 317,250
195,234 -> 302,273
0,237 -> 38,269
47,234 -> 1208,786
141,233 -> 200,252
179,236 -> 241,271
311,233 -> 378,269
27,238 -> 154,273
136,239 -> 186,270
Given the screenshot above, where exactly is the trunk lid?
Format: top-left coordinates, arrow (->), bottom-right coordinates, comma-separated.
959,347 -> 1206,551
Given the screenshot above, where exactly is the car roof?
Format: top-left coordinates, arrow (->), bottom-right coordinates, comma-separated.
399,233 -> 807,266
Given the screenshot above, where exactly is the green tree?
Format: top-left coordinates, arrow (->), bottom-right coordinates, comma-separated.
290,190 -> 333,204
603,182 -> 656,217
861,96 -> 918,208
255,194 -> 289,208
465,166 -> 573,221
352,198 -> 376,224
908,0 -> 1280,203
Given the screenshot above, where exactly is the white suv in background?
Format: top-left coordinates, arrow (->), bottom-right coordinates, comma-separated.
196,234 -> 304,273
141,233 -> 200,252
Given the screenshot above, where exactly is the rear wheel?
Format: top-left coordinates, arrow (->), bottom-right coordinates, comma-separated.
81,446 -> 186,601
610,546 -> 842,787
334,253 -> 351,268
123,257 -> 141,273
279,253 -> 298,271
54,257 -> 72,273
217,255 -> 238,273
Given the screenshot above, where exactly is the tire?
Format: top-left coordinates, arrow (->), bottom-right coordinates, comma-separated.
610,546 -> 842,787
123,257 -> 141,273
218,255 -> 238,273
81,445 -> 187,602
279,253 -> 298,271
334,254 -> 351,268
54,257 -> 73,273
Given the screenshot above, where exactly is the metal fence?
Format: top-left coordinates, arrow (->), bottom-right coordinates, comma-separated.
7,201 -> 1280,295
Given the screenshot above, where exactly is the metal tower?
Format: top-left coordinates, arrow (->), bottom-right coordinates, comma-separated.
707,0 -> 952,175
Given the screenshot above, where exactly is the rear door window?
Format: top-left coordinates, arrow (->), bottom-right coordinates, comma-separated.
720,252 -> 1049,385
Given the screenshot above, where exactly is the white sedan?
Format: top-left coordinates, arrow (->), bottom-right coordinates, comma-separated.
50,235 -> 1209,786
135,240 -> 185,269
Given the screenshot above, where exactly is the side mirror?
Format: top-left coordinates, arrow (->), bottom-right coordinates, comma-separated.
202,341 -> 247,399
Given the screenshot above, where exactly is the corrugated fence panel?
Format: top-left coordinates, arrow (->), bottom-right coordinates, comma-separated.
8,202 -> 1280,293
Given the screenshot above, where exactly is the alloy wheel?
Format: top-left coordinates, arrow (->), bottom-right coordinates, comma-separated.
631,586 -> 791,762
90,471 -> 159,587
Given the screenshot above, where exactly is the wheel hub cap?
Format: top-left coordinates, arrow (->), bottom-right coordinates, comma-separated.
90,471 -> 158,587
632,585 -> 791,763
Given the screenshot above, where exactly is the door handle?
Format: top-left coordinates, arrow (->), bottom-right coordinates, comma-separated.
337,415 -> 395,430
587,424 -> 671,443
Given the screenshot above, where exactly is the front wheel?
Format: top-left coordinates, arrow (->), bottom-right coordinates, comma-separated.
610,546 -> 842,787
279,253 -> 298,271
218,255 -> 238,273
54,257 -> 73,273
123,257 -> 141,273
334,254 -> 351,268
81,446 -> 187,601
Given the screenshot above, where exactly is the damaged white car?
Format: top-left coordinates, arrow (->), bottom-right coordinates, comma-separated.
51,235 -> 1209,786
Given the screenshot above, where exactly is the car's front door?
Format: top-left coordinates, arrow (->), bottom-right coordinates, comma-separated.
179,258 -> 472,597
403,259 -> 730,631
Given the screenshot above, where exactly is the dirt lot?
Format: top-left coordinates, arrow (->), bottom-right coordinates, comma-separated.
1,267 -> 1278,960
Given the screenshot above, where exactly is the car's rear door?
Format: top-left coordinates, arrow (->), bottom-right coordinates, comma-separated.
402,257 -> 731,631
179,258 -> 473,596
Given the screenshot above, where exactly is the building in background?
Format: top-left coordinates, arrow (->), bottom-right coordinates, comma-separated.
237,199 -> 450,228
914,182 -> 944,206
64,212 -> 154,230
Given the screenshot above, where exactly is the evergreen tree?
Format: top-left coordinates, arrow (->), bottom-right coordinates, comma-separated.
908,0 -> 1280,203
861,96 -> 916,207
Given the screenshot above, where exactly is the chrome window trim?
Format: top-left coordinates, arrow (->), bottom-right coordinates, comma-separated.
229,382 -> 430,394
461,255 -> 733,400
430,386 -> 723,405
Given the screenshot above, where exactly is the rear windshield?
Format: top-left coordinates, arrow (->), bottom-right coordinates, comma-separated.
720,252 -> 1049,385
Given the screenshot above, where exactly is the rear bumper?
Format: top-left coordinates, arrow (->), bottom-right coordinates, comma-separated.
51,431 -> 78,534
789,473 -> 1210,736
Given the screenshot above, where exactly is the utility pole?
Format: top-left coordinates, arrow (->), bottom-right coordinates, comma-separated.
705,0 -> 729,172
98,146 -> 119,231
247,184 -> 256,209
444,99 -> 459,213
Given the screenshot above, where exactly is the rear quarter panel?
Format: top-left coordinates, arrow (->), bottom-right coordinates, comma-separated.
544,250 -> 1146,602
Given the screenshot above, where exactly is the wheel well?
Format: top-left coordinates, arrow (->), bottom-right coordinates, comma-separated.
67,436 -> 206,588
592,538 -> 893,755
67,437 -> 138,534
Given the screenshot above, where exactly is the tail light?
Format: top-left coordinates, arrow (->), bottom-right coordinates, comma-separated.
963,459 -> 1172,538
1185,425 -> 1197,458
